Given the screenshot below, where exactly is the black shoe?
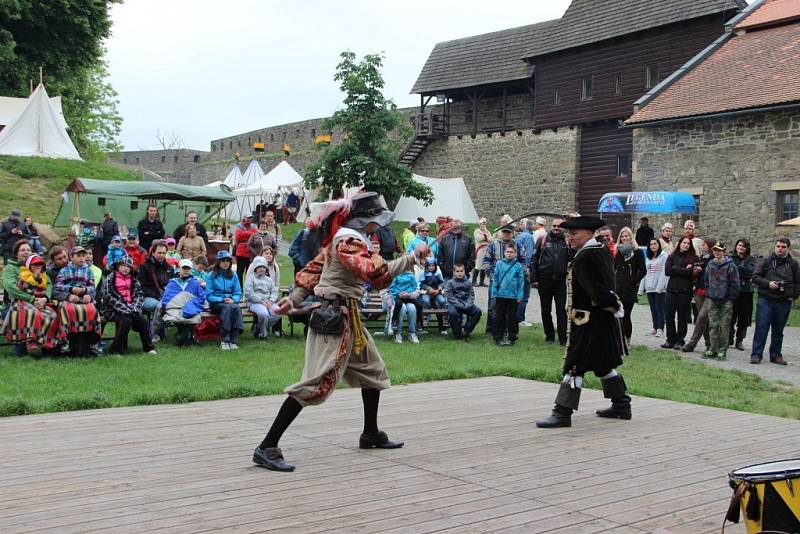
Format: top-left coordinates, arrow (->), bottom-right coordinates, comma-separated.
462,334 -> 471,343
673,342 -> 684,351
359,431 -> 404,449
252,447 -> 295,472
660,342 -> 674,349
596,405 -> 632,420
536,410 -> 572,428
680,343 -> 695,353
750,356 -> 761,364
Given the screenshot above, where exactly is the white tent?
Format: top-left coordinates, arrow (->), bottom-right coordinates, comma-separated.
393,175 -> 480,223
0,94 -> 68,129
221,164 -> 245,189
226,159 -> 268,220
0,84 -> 81,160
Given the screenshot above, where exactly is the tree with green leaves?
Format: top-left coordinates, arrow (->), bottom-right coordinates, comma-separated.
0,0 -> 122,157
304,51 -> 433,207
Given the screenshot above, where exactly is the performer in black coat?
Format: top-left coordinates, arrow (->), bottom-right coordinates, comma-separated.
536,216 -> 630,428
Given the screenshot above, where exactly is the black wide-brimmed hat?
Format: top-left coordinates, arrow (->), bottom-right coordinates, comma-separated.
343,192 -> 395,229
558,216 -> 606,231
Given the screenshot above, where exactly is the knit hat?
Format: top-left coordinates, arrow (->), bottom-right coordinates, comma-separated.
116,255 -> 135,269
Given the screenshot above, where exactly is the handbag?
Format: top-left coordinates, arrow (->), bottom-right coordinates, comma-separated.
309,300 -> 344,335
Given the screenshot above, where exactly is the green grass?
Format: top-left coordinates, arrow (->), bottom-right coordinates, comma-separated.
2,319 -> 799,419
0,155 -> 139,224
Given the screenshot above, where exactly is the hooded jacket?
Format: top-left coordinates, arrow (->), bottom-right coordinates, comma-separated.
244,256 -> 280,304
99,271 -> 144,317
206,267 -> 242,303
161,274 -> 206,322
389,271 -> 419,300
491,257 -> 525,300
705,256 -> 740,302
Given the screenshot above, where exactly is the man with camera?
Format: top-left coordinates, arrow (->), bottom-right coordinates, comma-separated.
750,238 -> 800,365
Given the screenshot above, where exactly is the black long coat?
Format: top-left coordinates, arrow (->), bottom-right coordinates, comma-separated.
614,247 -> 646,303
563,242 -> 627,376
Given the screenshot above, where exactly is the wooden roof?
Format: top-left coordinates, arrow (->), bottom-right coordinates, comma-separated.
627,0 -> 800,125
411,0 -> 745,95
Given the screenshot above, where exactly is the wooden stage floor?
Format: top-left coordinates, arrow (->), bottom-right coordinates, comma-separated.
3,377 -> 799,533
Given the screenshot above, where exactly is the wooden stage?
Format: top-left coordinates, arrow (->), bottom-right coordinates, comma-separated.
3,377 -> 799,533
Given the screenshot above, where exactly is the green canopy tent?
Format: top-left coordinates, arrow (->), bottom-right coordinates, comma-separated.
53,178 -> 235,232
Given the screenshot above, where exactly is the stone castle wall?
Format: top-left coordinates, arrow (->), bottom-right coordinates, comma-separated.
632,109 -> 800,254
411,128 -> 578,221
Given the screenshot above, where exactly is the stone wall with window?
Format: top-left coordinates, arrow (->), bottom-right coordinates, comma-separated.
632,109 -> 800,254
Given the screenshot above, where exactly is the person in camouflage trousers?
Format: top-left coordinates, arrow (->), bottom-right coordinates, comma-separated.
703,241 -> 740,360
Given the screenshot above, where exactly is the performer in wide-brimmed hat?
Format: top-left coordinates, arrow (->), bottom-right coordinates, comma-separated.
252,192 -> 429,472
536,216 -> 630,428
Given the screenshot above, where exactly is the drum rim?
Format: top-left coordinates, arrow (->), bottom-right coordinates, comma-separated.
729,458 -> 800,482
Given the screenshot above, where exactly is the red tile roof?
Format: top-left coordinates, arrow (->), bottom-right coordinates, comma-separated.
735,0 -> 800,30
627,16 -> 800,124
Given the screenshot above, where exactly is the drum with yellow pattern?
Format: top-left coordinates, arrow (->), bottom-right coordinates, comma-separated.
726,459 -> 800,533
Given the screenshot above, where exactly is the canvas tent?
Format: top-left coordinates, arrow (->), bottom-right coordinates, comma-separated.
0,84 -> 81,160
221,163 -> 245,189
0,94 -> 68,130
53,178 -> 234,231
393,175 -> 480,224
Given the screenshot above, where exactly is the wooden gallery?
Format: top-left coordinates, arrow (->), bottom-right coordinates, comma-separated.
407,0 -> 746,229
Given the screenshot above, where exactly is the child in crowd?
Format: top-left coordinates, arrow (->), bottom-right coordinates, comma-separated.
418,257 -> 447,335
244,256 -> 280,339
53,246 -> 102,356
76,221 -> 96,248
164,237 -> 182,272
491,243 -> 525,346
444,263 -> 482,341
123,232 -> 148,271
85,249 -> 103,289
99,256 -> 156,356
105,235 -> 126,271
389,266 -> 420,344
161,259 -> 206,346
191,255 -> 210,288
703,241 -> 740,360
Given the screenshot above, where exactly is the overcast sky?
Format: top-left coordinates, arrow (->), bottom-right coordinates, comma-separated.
105,0 -> 572,151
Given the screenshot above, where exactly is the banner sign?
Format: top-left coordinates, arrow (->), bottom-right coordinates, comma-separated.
598,191 -> 697,214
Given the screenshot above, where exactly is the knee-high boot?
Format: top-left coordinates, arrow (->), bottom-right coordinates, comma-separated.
596,374 -> 632,420
536,382 -> 581,428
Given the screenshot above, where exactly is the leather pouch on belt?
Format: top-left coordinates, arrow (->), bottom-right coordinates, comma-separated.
309,301 -> 344,335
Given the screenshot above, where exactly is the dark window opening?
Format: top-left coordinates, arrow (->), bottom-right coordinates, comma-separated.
553,87 -> 561,105
173,156 -> 178,163
130,201 -> 139,210
211,144 -> 216,152
205,205 -> 212,213
229,141 -> 233,149
135,157 -> 140,164
193,155 -> 200,163
161,155 -> 166,163
311,128 -> 316,138
237,140 -> 241,147
270,133 -> 274,142
97,197 -> 106,206
779,191 -> 799,222
645,64 -> 660,89
617,155 -> 630,178
464,110 -> 473,123
123,157 -> 127,164
581,77 -> 593,101
614,74 -> 622,96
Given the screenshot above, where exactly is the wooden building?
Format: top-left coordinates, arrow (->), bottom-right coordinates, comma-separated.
410,0 -> 745,224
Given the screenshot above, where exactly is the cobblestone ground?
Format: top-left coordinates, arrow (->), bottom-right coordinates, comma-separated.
473,285 -> 800,386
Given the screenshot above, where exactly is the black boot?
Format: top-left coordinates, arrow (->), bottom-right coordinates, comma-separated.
596,374 -> 632,420
536,382 -> 581,428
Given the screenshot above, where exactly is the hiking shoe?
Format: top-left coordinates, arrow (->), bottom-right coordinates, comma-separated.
394,334 -> 402,344
440,329 -> 448,336
220,342 -> 230,351
409,334 -> 420,344
655,329 -> 663,338
771,355 -> 788,366
750,356 -> 761,364
229,343 -> 239,350
717,351 -> 727,361
702,350 -> 716,359
681,344 -> 696,353
660,342 -> 674,349
735,341 -> 745,351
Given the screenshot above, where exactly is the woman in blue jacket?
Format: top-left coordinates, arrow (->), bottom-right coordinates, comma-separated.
206,251 -> 244,350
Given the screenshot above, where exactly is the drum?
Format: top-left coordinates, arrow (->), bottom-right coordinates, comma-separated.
726,459 -> 800,533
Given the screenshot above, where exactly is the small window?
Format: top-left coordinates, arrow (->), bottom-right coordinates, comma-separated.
229,141 -> 233,149
553,87 -> 561,105
205,205 -> 212,213
193,155 -> 200,163
645,64 -> 660,89
123,157 -> 127,164
270,133 -> 274,142
779,191 -> 800,221
161,155 -> 166,163
237,140 -> 241,147
614,74 -> 622,96
258,136 -> 262,142
581,76 -> 593,101
211,144 -> 216,152
97,197 -> 106,206
464,109 -> 473,123
295,129 -> 300,137
173,156 -> 178,163
617,154 -> 630,178
130,201 -> 139,210
282,131 -> 287,141
135,157 -> 140,164
311,128 -> 316,138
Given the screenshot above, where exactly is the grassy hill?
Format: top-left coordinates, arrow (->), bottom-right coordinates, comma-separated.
0,156 -> 139,225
